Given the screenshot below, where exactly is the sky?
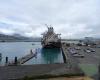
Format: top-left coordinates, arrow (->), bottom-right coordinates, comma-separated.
0,0 -> 100,39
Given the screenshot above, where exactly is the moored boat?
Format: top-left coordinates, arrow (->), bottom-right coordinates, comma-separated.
41,25 -> 61,48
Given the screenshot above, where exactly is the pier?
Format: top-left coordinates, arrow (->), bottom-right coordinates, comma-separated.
7,49 -> 37,66
61,43 -> 68,63
61,43 -> 79,66
0,63 -> 84,80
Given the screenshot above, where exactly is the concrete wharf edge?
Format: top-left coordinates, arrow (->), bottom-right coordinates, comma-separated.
0,63 -> 84,80
61,45 -> 68,63
61,43 -> 79,65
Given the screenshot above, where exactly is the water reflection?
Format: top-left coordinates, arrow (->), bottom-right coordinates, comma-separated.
0,42 -> 63,65
41,48 -> 62,64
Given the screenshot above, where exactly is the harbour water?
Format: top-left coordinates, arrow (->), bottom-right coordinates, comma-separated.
0,41 -> 98,78
0,42 -> 63,65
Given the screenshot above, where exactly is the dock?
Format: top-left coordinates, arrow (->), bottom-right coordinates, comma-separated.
7,49 -> 37,66
61,42 -> 100,80
61,44 -> 68,63
0,43 -> 86,80
0,63 -> 84,80
61,43 -> 79,66
63,43 -> 100,65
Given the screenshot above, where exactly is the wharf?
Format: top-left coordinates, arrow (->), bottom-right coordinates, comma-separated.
61,43 -> 79,66
74,46 -> 100,64
67,43 -> 100,64
61,43 -> 100,80
62,42 -> 100,64
7,49 -> 37,66
0,63 -> 84,80
0,43 -> 85,80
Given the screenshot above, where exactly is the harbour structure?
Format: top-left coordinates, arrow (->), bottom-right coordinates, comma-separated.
41,25 -> 61,48
0,53 -> 2,61
7,49 -> 37,66
82,37 -> 96,46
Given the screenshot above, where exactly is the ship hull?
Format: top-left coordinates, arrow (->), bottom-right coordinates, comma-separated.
42,42 -> 61,48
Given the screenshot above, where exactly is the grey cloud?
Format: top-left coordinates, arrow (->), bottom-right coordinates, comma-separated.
0,0 -> 99,38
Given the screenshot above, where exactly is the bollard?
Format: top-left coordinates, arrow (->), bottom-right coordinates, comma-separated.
5,57 -> 8,64
30,49 -> 33,54
14,57 -> 18,65
0,53 -> 2,61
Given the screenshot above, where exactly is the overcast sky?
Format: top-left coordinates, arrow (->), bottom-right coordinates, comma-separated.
0,0 -> 99,38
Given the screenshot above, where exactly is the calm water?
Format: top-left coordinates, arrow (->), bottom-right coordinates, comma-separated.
0,42 -> 63,65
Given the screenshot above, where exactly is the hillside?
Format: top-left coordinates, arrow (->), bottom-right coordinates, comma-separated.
0,34 -> 41,42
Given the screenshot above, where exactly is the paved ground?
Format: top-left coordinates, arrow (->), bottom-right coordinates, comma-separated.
62,43 -> 100,80
37,76 -> 93,80
0,63 -> 84,80
70,45 -> 100,64
62,44 -> 79,65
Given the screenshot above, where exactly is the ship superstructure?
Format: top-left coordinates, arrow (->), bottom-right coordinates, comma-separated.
41,25 -> 61,48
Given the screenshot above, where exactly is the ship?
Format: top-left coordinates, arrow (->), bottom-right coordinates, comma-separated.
41,25 -> 61,48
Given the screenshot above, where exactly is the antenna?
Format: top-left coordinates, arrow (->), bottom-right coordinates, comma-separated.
45,24 -> 49,28
49,24 -> 52,28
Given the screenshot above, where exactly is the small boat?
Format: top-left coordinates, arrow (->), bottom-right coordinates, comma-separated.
32,43 -> 35,45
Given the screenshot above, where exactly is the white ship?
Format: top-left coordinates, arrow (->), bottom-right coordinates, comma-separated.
41,25 -> 61,48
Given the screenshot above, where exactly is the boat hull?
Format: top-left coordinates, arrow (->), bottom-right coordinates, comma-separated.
42,42 -> 61,48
